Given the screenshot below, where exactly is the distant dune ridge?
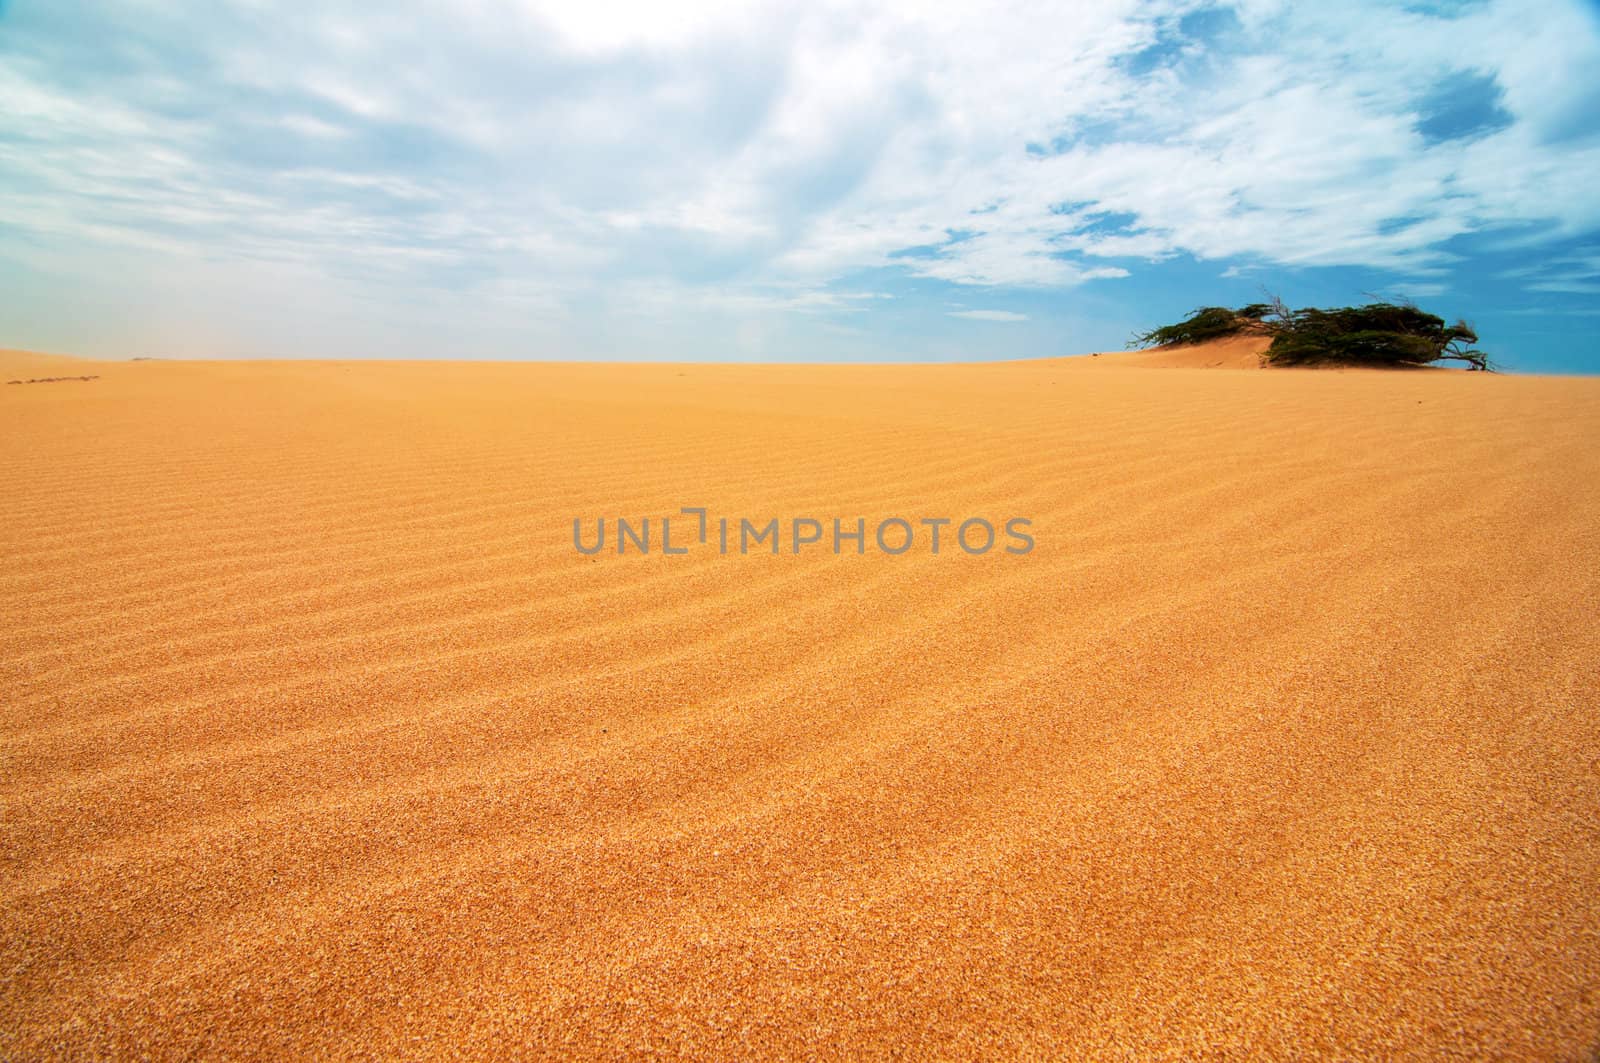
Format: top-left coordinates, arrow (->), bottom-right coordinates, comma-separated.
2,343 -> 1599,1059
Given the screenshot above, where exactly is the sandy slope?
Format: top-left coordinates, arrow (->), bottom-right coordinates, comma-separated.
2,345 -> 1598,1060
1077,333 -> 1274,369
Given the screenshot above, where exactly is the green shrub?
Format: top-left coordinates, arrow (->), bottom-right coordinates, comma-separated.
1132,297 -> 1493,370
1128,306 -> 1263,348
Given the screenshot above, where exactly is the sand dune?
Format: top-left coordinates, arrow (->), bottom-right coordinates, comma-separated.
1074,333 -> 1274,369
3,345 -> 1599,1059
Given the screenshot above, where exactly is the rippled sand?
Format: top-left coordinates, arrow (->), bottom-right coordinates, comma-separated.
3,345 -> 1598,1059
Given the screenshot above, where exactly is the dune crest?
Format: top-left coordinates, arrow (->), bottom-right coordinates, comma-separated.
1078,333 -> 1274,369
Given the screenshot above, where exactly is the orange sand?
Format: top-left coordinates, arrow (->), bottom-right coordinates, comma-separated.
3,345 -> 1599,1059
1087,333 -> 1274,369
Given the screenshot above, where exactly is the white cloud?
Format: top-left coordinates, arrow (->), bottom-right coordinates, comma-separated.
1501,251 -> 1600,294
948,310 -> 1029,322
0,0 -> 1596,357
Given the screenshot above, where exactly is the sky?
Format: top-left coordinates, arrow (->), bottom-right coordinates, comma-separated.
2,0 -> 1599,372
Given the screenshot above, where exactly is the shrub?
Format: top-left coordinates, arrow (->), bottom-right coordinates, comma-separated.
1265,304 -> 1489,370
1132,297 -> 1493,370
1128,306 -> 1265,348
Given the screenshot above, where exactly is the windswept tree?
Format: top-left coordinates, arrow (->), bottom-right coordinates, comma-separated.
1131,296 -> 1494,370
1128,306 -> 1272,348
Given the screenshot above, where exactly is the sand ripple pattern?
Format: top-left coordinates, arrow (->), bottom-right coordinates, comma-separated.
3,348 -> 1599,1059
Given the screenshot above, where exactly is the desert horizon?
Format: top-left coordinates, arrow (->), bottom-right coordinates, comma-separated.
5,340 -> 1598,1057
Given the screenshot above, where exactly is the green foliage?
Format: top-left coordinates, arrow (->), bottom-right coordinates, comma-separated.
1133,297 -> 1493,370
1128,306 -> 1260,348
1265,303 -> 1490,370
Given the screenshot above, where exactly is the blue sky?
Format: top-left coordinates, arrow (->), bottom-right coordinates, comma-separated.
2,0 -> 1599,372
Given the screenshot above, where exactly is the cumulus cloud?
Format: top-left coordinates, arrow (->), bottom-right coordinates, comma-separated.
0,0 -> 1597,357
